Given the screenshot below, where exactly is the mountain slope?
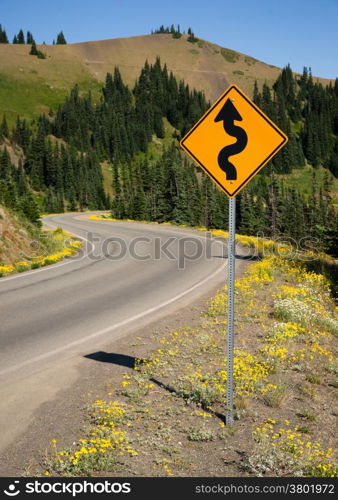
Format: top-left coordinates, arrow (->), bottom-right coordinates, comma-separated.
0,34 -> 332,124
0,206 -> 35,265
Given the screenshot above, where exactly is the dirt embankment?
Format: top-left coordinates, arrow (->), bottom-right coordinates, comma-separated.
0,207 -> 36,265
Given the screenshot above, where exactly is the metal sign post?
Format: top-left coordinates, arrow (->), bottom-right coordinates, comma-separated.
226,196 -> 236,425
180,83 -> 288,427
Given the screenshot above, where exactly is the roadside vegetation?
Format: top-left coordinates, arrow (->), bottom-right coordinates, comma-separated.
41,236 -> 337,477
90,212 -> 337,289
0,206 -> 81,277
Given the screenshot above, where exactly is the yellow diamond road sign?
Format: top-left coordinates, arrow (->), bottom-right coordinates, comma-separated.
180,84 -> 288,198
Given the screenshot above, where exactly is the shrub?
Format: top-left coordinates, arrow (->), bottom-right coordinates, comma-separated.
249,419 -> 336,477
262,382 -> 288,408
221,48 -> 239,63
187,426 -> 216,442
306,375 -> 321,385
300,411 -> 316,421
16,260 -> 30,272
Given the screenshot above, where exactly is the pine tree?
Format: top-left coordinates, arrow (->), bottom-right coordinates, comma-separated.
327,137 -> 338,177
26,31 -> 34,44
239,191 -> 255,234
187,29 -> 197,43
17,29 -> 25,44
132,185 -> 148,220
0,115 -> 9,139
19,192 -> 41,225
0,178 -> 17,208
172,24 -> 182,39
0,147 -> 11,179
56,31 -> 67,44
0,24 -> 9,43
16,160 -> 28,195
29,41 -> 38,56
29,41 -> 46,59
253,80 -> 260,106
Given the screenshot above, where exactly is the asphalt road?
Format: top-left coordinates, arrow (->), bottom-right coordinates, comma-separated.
0,212 -> 248,453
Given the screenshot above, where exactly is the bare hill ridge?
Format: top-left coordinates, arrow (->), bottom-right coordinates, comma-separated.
0,33 -> 332,122
68,33 -> 283,99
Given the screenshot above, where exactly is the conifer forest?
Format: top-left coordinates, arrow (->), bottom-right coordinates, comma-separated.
0,58 -> 337,255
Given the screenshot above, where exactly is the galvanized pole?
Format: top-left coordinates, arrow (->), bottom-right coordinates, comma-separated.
226,196 -> 236,425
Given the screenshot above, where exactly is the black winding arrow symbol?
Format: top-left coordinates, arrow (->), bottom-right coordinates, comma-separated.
214,99 -> 248,180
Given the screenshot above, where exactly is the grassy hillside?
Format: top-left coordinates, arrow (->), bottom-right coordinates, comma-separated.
280,166 -> 338,206
0,34 -> 332,126
0,43 -> 102,126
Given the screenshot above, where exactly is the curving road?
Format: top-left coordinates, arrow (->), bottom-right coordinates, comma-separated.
0,212 -> 249,454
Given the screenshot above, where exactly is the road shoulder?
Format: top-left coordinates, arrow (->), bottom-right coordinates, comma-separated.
0,257 -> 250,476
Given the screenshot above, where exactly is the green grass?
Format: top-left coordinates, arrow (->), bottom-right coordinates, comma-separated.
279,165 -> 338,204
306,375 -> 322,385
101,162 -> 114,196
0,73 -> 102,127
297,425 -> 312,434
300,411 -> 316,421
0,74 -> 65,125
290,120 -> 303,136
136,118 -> 176,163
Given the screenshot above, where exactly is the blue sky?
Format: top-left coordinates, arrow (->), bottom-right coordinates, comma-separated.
1,0 -> 337,78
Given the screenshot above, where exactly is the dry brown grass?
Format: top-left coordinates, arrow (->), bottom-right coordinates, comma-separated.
0,207 -> 35,265
0,34 -> 333,124
0,138 -> 24,167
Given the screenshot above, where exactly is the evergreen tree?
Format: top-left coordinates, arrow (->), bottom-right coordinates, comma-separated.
0,147 -> 11,178
253,80 -> 260,107
17,29 -> 25,44
239,191 -> 256,234
0,115 -> 9,139
29,41 -> 38,56
187,28 -> 198,43
56,31 -> 67,44
26,31 -> 34,44
0,178 -> 17,208
16,160 -> 28,196
327,137 -> 338,177
0,24 -> 9,43
19,192 -> 41,226
29,41 -> 46,59
132,185 -> 148,220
